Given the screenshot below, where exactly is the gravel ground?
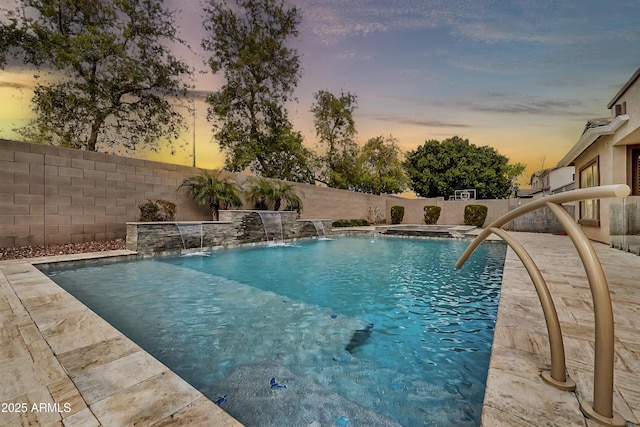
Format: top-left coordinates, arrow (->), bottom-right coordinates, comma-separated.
0,239 -> 127,260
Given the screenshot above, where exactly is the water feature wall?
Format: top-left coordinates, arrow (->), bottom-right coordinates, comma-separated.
256,212 -> 284,243
126,211 -> 332,255
311,220 -> 327,238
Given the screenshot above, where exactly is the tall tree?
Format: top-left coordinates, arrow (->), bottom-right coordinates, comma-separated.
353,135 -> 409,195
203,0 -> 306,179
0,0 -> 191,152
504,162 -> 527,197
404,136 -> 514,199
255,123 -> 317,183
310,90 -> 358,187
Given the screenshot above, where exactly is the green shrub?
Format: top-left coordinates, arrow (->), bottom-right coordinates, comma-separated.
464,204 -> 488,227
332,219 -> 370,227
423,205 -> 441,225
390,206 -> 405,224
139,199 -> 177,222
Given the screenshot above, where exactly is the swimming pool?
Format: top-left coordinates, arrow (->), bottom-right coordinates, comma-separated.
47,236 -> 506,426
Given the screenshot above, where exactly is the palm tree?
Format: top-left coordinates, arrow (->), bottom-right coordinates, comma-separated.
273,181 -> 303,212
247,178 -> 303,213
247,177 -> 275,210
179,171 -> 242,220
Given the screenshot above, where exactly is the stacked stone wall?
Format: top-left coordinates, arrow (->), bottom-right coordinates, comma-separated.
127,212 -> 332,255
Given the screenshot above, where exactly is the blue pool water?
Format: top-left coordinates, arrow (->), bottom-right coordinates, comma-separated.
48,236 -> 506,426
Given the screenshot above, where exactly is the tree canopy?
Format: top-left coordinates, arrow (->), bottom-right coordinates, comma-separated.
310,90 -> 358,187
0,0 -> 191,152
352,136 -> 409,195
404,136 -> 520,199
202,0 -> 307,179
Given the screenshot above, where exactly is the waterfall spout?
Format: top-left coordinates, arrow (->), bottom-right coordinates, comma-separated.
175,222 -> 204,251
311,220 -> 326,238
257,212 -> 284,244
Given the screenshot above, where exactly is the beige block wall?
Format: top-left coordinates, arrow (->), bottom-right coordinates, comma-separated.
1,139 -> 519,247
1,139 -> 211,247
290,182 -> 387,222
383,196 -> 512,226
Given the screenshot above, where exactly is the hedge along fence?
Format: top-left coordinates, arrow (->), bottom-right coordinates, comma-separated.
464,204 -> 488,227
423,205 -> 441,224
384,197 -> 513,226
390,206 -> 405,224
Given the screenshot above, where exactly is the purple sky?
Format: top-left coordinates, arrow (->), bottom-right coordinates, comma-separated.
2,0 -> 640,183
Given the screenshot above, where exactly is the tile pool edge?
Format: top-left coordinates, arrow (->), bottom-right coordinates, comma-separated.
1,238 -> 502,427
0,251 -> 243,427
5,233 -> 628,426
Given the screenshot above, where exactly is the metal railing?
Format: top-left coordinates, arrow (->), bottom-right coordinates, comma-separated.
455,184 -> 630,427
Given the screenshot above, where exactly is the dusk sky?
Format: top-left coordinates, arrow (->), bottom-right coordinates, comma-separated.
2,0 -> 640,186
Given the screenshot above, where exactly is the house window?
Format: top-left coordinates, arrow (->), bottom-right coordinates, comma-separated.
614,102 -> 627,117
579,158 -> 599,226
632,148 -> 640,196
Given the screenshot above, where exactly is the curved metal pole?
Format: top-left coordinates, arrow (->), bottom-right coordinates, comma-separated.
545,203 -> 626,426
454,185 -> 631,427
489,227 -> 576,391
455,185 -> 630,270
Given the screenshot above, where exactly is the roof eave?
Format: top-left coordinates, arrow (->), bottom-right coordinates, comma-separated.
556,114 -> 629,167
607,68 -> 640,109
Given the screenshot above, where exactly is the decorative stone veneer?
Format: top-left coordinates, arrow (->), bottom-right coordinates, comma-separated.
126,211 -> 332,254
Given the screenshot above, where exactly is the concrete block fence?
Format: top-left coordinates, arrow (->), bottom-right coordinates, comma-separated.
2,139 -> 558,248
0,139 -> 211,247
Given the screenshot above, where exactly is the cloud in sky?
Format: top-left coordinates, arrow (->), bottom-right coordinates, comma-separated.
0,80 -> 31,90
2,0 -> 640,177
335,51 -> 371,61
359,112 -> 470,129
298,1 -> 443,43
460,92 -> 590,117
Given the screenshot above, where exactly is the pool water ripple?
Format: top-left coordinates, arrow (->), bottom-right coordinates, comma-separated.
48,236 -> 505,427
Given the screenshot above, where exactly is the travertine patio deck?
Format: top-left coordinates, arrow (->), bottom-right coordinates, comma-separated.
482,232 -> 639,427
0,232 -> 638,426
0,251 -> 241,426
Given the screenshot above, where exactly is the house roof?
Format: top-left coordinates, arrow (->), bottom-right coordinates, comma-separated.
556,114 -> 629,167
517,188 -> 541,198
556,67 -> 640,168
607,67 -> 640,109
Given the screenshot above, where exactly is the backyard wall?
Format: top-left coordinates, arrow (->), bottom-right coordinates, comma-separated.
2,139 -> 548,247
0,139 -> 211,247
383,196 -> 514,226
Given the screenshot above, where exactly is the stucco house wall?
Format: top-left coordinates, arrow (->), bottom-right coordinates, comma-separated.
558,67 -> 640,244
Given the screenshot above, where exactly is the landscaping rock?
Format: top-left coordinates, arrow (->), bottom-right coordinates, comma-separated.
0,239 -> 126,260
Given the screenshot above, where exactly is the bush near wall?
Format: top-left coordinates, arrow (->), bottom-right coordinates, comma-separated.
139,200 -> 177,222
423,205 -> 441,225
332,219 -> 371,227
391,206 -> 405,224
464,204 -> 488,227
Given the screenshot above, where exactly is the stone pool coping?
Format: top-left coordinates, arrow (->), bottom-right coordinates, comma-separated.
0,250 -> 241,426
1,232 -> 638,426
